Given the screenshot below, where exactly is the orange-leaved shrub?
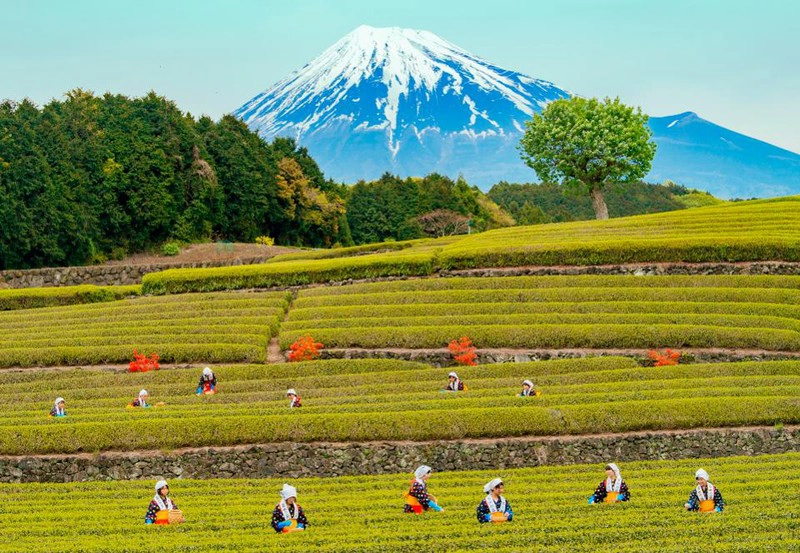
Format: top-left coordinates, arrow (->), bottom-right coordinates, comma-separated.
449,336 -> 477,366
288,335 -> 323,362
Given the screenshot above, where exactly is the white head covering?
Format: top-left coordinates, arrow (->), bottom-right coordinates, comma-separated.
448,372 -> 458,379
139,389 -> 148,398
483,478 -> 503,493
605,463 -> 622,493
153,480 -> 174,511
280,483 -> 297,500
694,468 -> 716,501
286,388 -> 297,396
522,380 -> 533,388
414,465 -> 432,480
203,367 -> 213,377
55,397 -> 65,406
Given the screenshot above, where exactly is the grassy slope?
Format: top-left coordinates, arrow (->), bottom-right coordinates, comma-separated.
141,196 -> 800,293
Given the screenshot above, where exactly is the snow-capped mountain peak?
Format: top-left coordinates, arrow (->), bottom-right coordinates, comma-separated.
234,26 -> 800,197
234,25 -> 569,159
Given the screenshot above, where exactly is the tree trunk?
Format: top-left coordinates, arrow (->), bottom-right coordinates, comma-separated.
589,186 -> 609,220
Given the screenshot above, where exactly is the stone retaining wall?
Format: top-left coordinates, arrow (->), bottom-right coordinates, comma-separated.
4,260 -> 800,290
2,426 -> 796,483
320,348 -> 800,367
442,261 -> 800,278
0,257 -> 273,288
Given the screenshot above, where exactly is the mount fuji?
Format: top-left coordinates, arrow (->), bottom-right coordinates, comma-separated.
235,25 -> 800,199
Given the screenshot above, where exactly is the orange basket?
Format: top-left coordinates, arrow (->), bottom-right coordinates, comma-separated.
603,492 -> 619,503
699,499 -> 715,513
490,512 -> 508,523
155,510 -> 169,525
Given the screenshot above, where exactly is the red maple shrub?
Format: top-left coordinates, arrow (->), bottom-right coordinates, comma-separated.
449,336 -> 477,366
288,335 -> 323,362
648,348 -> 681,366
129,350 -> 160,372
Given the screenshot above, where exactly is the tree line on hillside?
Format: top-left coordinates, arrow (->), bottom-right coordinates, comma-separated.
1,90 -> 707,270
346,173 -> 514,244
487,181 -> 693,224
0,90 -> 352,270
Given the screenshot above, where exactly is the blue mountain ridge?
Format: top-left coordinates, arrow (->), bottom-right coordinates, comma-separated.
234,26 -> 800,199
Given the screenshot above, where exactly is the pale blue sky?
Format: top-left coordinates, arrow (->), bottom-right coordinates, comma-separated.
3,0 -> 798,152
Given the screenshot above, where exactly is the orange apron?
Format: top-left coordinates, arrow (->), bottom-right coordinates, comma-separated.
404,490 -> 437,514
281,519 -> 303,533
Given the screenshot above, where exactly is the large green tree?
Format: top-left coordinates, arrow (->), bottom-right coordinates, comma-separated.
519,97 -> 656,220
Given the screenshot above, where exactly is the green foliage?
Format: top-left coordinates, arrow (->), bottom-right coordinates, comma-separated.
346,172 -> 513,244
139,197 -> 800,293
673,191 -> 728,208
519,97 -> 657,219
255,235 -> 275,247
0,291 -> 289,367
0,357 -> 798,454
285,275 -> 800,351
488,181 -> 690,224
161,242 -> 180,256
0,285 -> 140,311
438,196 -> 800,269
0,92 -> 349,270
142,249 -> 436,294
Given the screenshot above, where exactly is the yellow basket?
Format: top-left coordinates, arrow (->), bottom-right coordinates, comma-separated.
699,499 -> 715,513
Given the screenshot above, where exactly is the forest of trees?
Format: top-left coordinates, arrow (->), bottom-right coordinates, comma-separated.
0,90 -> 352,269
345,173 -> 514,244
487,180 -> 695,225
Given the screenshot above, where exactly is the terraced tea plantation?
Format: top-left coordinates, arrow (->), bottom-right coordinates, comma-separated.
437,195 -> 800,268
283,275 -> 800,351
141,197 -> 800,294
1,453 -> 798,552
2,357 -> 798,454
4,197 -> 800,552
0,291 -> 289,368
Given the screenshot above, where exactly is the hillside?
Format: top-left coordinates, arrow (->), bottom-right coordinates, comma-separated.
140,196 -> 800,293
3,194 -> 800,552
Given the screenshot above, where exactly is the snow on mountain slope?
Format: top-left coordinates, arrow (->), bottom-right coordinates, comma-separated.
234,25 -> 800,198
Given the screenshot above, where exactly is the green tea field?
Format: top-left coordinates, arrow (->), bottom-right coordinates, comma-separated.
2,357 -> 798,454
284,275 -> 800,351
1,453 -> 797,552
